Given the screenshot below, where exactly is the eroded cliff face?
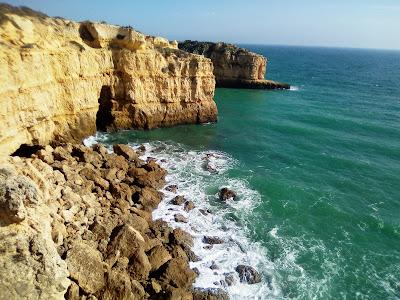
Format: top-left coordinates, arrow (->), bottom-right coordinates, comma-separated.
0,5 -> 217,157
178,40 -> 289,90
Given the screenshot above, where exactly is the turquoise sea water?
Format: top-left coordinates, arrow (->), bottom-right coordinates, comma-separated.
89,46 -> 400,299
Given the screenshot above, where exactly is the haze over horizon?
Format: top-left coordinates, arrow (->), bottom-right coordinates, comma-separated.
4,0 -> 400,50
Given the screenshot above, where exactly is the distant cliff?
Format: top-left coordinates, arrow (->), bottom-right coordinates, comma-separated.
178,40 -> 289,90
0,5 -> 217,157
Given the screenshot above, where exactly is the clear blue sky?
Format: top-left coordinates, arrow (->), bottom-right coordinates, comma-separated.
4,0 -> 400,50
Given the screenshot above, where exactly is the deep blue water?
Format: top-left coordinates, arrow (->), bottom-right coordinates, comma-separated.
93,46 -> 400,299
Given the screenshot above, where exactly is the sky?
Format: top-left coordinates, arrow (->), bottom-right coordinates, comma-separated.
4,0 -> 400,50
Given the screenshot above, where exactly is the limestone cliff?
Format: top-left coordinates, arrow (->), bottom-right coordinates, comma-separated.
0,5 -> 217,157
178,40 -> 290,90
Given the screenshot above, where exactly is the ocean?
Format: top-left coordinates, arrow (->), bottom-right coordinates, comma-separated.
85,45 -> 400,299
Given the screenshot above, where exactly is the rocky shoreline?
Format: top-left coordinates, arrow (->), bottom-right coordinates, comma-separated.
0,142 -> 262,299
1,4 -> 266,299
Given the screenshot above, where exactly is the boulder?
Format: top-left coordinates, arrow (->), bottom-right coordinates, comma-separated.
171,195 -> 186,205
148,245 -> 172,272
184,200 -> 195,212
66,242 -> 106,294
128,248 -> 152,282
0,173 -> 38,223
105,154 -> 129,171
159,258 -> 197,289
113,144 -> 139,161
165,185 -> 178,193
107,225 -> 145,259
171,228 -> 194,248
133,187 -> 163,212
235,265 -> 261,284
174,214 -> 188,223
218,188 -> 236,201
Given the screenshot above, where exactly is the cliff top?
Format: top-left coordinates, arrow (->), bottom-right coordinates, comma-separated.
0,3 -> 179,52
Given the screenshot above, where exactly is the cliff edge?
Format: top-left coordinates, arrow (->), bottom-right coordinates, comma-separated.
178,40 -> 290,90
0,5 -> 217,157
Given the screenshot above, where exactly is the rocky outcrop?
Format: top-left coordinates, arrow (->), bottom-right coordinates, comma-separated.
0,4 -> 217,157
178,40 -> 290,90
0,143 -> 202,299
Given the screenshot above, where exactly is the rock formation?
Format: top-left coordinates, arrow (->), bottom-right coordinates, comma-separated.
0,142 -> 200,299
178,40 -> 290,90
0,4 -> 217,157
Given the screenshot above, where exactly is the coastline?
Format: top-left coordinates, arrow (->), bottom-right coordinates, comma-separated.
0,142 -> 232,299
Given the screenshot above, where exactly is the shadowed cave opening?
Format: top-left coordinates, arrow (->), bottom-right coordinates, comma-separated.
11,144 -> 43,157
78,23 -> 94,42
96,86 -> 114,132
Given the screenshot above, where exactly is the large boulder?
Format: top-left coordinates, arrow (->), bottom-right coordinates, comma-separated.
113,144 -> 139,162
148,245 -> 172,272
66,242 -> 106,294
107,225 -> 145,259
159,258 -> 197,289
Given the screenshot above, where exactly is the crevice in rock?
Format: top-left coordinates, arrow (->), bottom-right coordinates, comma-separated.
78,23 -> 94,42
11,144 -> 43,157
96,86 -> 114,132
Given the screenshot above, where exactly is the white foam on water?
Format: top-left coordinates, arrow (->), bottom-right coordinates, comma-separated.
135,141 -> 280,299
290,86 -> 300,91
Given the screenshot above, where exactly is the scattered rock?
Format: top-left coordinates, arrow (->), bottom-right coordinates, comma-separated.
165,184 -> 178,193
235,265 -> 262,284
136,145 -> 146,155
199,208 -> 211,215
171,195 -> 186,205
184,200 -> 195,212
218,187 -> 237,201
174,213 -> 188,223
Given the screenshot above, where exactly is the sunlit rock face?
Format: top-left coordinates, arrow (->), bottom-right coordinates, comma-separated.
179,40 -> 290,90
0,4 -> 217,157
